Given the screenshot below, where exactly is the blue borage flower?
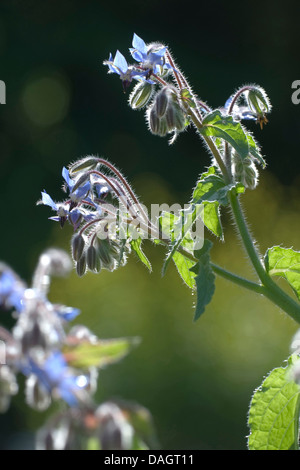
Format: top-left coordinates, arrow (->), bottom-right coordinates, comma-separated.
62,167 -> 93,209
0,261 -> 80,322
129,33 -> 172,77
39,166 -> 108,229
40,192 -> 91,229
0,267 -> 26,313
25,351 -> 87,406
104,50 -> 150,91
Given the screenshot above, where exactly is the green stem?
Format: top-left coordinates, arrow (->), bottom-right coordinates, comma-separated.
182,92 -> 300,322
210,263 -> 264,295
176,244 -> 263,294
186,108 -> 230,182
229,189 -> 300,324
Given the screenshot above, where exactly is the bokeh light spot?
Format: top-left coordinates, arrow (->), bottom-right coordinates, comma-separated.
22,73 -> 71,127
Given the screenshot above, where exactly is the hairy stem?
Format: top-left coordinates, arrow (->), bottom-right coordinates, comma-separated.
229,189 -> 300,323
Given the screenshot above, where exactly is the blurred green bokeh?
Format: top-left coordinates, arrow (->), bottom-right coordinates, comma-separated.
1,0 -> 300,450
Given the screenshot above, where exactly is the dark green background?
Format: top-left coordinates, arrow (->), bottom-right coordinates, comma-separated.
1,0 -> 300,450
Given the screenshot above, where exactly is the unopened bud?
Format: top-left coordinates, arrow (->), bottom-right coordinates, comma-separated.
246,87 -> 271,115
155,87 -> 170,117
129,82 -> 153,110
0,366 -> 18,413
86,245 -> 102,273
25,374 -> 51,411
71,173 -> 90,194
233,155 -> 258,190
148,106 -> 160,134
69,156 -> 99,176
36,413 -> 78,450
165,102 -> 186,132
244,161 -> 258,190
72,234 -> 85,262
76,252 -> 87,277
96,402 -> 134,451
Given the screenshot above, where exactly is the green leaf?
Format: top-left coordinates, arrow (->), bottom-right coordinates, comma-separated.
190,240 -> 215,320
161,205 -> 203,283
64,337 -> 140,369
130,237 -> 152,272
192,166 -> 244,238
192,167 -> 228,205
264,246 -> 300,300
172,251 -> 197,288
200,110 -> 249,159
248,355 -> 300,450
201,201 -> 222,239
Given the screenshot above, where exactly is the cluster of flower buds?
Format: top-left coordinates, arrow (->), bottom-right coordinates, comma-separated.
0,250 -> 154,449
232,153 -> 259,189
146,86 -> 187,139
104,33 -> 194,144
38,156 -> 157,277
37,400 -> 156,450
104,34 -> 272,160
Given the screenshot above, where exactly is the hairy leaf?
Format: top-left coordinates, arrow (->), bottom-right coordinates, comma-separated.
130,237 -> 152,272
161,206 -> 204,282
192,166 -> 244,238
248,355 -> 300,450
264,246 -> 300,300
200,110 -> 249,158
172,251 -> 197,288
190,240 -> 215,320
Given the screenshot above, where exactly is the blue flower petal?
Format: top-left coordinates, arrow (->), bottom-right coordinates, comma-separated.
114,50 -> 128,75
130,49 -> 145,62
132,33 -> 147,55
62,167 -> 74,191
41,191 -> 57,210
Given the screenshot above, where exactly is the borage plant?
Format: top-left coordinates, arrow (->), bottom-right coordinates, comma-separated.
2,32 -> 300,450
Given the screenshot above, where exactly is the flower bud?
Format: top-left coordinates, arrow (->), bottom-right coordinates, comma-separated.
165,102 -> 186,132
25,374 -> 51,411
157,117 -> 168,137
233,155 -> 258,190
129,81 -> 153,110
76,252 -> 87,277
148,106 -> 160,134
36,412 -> 79,450
13,296 -> 65,356
71,173 -> 90,194
246,87 -> 271,115
154,87 -> 170,117
244,162 -> 258,190
86,245 -> 102,273
96,402 -> 134,450
69,156 -> 99,176
0,366 -> 18,413
72,234 -> 85,262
